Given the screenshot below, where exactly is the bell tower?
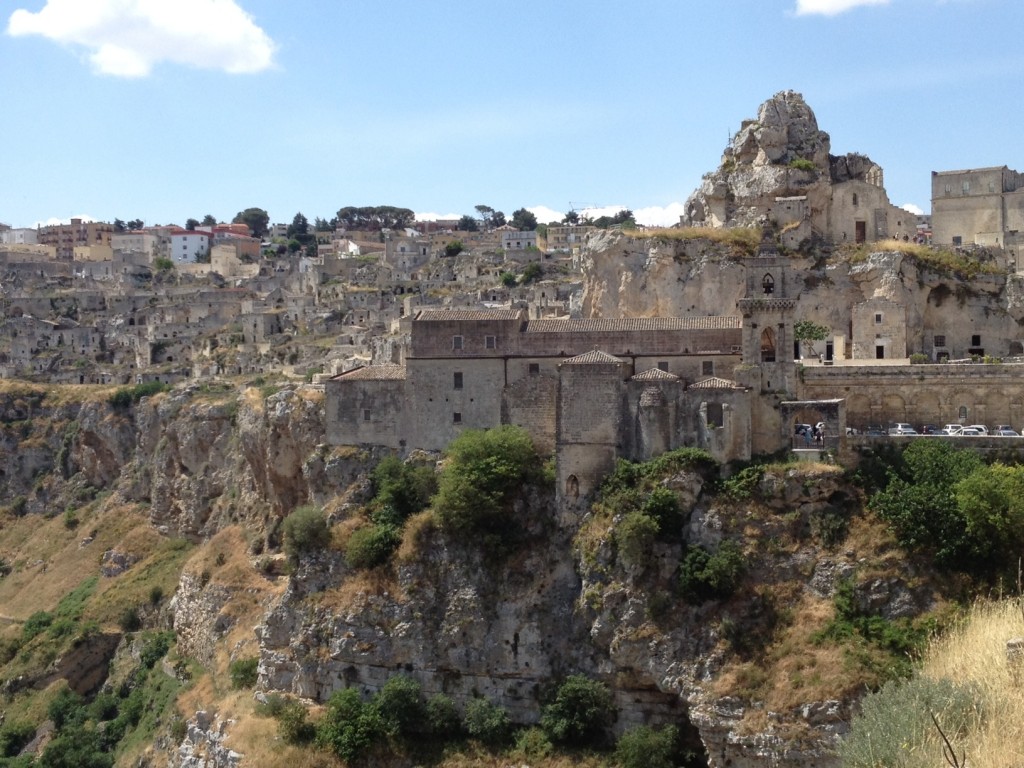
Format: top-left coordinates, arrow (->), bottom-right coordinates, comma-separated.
737,228 -> 797,394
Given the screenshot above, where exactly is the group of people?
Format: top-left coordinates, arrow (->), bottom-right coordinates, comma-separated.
798,422 -> 826,446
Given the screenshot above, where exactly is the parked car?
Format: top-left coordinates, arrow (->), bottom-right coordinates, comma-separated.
959,427 -> 983,436
888,423 -> 918,435
995,428 -> 1020,437
940,424 -> 963,436
864,425 -> 886,436
966,424 -> 989,435
920,424 -> 938,435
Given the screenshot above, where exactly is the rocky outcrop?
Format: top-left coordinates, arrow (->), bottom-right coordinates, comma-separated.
175,711 -> 242,768
680,90 -> 884,233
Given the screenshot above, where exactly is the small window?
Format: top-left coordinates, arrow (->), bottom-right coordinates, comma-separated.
657,361 -> 669,372
934,335 -> 946,347
972,334 -> 981,347
362,409 -> 371,422
528,363 -> 540,375
959,406 -> 968,420
453,412 -> 462,424
762,273 -> 775,295
852,193 -> 858,206
485,335 -> 496,349
962,180 -> 971,194
453,371 -> 463,389
875,313 -> 883,324
452,335 -> 463,350
952,236 -> 962,246
706,402 -> 724,428
702,360 -> 714,376
944,183 -> 952,195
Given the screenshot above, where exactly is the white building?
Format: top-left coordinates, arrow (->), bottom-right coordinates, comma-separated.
170,230 -> 211,263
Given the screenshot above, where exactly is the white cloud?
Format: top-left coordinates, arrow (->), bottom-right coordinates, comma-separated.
900,203 -> 924,215
415,212 -> 462,222
7,0 -> 276,77
527,206 -> 566,225
33,214 -> 97,227
794,0 -> 890,16
633,203 -> 687,228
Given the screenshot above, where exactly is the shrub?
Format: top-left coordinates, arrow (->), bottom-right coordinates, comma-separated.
0,721 -> 37,758
282,505 -> 331,564
370,456 -> 437,522
139,631 -> 174,668
615,724 -> 680,768
119,607 -> 142,632
22,610 -> 54,641
372,675 -> 427,740
277,702 -> 315,745
837,676 -> 983,768
909,352 -> 929,365
148,585 -> 164,605
513,726 -> 553,760
345,523 -> 401,569
540,675 -> 615,747
721,465 -> 763,500
615,511 -> 659,566
109,381 -> 171,408
463,698 -> 512,747
425,693 -> 461,739
229,657 -> 259,689
316,688 -> 385,763
643,486 -> 683,538
788,157 -> 816,172
433,425 -> 538,543
47,687 -> 86,730
679,541 -> 745,602
500,271 -> 517,287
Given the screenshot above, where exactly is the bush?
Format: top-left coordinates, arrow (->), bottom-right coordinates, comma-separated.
615,724 -> 680,768
139,631 -> 174,668
372,675 -> 427,740
370,456 -> 437,522
345,523 -> 401,569
425,694 -> 461,739
282,505 -> 331,564
643,487 -> 683,538
513,726 -> 553,760
616,511 -> 659,566
788,157 -> 816,172
22,610 -> 54,641
463,698 -> 512,747
433,425 -> 538,544
0,721 -> 37,758
108,381 -> 171,408
277,702 -> 315,745
119,607 -> 142,632
837,676 -> 983,768
909,352 -> 929,364
316,688 -> 385,763
540,675 -> 615,747
679,541 -> 745,602
47,687 -> 86,730
229,657 -> 259,689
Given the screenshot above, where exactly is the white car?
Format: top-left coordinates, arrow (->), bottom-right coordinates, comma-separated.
888,423 -> 917,435
995,428 -> 1020,437
959,427 -> 983,436
966,424 -> 989,435
940,425 -> 963,436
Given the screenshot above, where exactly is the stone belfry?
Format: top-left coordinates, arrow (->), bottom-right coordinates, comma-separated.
737,227 -> 797,394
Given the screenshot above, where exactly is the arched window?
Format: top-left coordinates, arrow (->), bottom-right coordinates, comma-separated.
958,406 -> 968,420
762,273 -> 775,295
565,475 -> 579,500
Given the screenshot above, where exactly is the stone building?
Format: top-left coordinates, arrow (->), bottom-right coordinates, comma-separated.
931,166 -> 1024,267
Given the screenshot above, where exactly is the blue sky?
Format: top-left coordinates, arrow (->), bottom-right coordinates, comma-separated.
2,0 -> 1019,228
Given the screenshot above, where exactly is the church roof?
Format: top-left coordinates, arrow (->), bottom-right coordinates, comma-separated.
632,367 -> 681,381
688,376 -> 744,390
332,364 -> 406,381
560,349 -> 623,365
525,316 -> 740,332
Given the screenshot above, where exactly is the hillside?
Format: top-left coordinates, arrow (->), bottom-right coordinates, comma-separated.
0,381 -> 965,767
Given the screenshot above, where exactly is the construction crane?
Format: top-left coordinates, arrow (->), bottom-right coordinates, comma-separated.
568,201 -> 598,214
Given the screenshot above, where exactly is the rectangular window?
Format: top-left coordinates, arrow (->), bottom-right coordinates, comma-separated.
952,235 -> 963,246
962,180 -> 971,194
934,335 -> 946,347
657,361 -> 669,372
528,363 -> 540,375
362,409 -> 371,422
944,183 -> 952,195
485,335 -> 496,349
452,335 -> 463,350
874,313 -> 883,324
452,412 -> 462,424
702,360 -> 714,376
706,402 -> 724,428
453,371 -> 463,389
972,334 -> 981,346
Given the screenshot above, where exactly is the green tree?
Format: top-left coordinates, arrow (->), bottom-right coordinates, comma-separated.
316,688 -> 385,763
463,698 -> 511,747
370,456 -> 437,521
500,271 -> 517,288
287,212 -> 309,239
282,506 -> 331,564
616,724 -> 680,768
313,216 -> 333,231
794,319 -> 830,356
520,262 -> 543,284
540,675 -> 615,747
201,214 -> 217,226
445,239 -> 464,257
953,463 -> 1024,572
335,206 -> 415,231
345,523 -> 401,569
678,540 -> 746,602
475,204 -> 495,229
510,208 -> 538,231
232,207 -> 270,238
457,215 -> 478,232
562,210 -> 580,225
113,218 -> 126,233
185,218 -> 199,231
433,426 -> 538,543
372,676 -> 428,740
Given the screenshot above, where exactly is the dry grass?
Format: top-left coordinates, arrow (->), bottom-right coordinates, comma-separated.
396,509 -> 436,563
838,240 -> 1004,278
309,567 -> 403,612
920,598 -> 1024,767
625,226 -> 761,253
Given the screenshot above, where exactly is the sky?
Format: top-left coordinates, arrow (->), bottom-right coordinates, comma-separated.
1,0 -> 1020,229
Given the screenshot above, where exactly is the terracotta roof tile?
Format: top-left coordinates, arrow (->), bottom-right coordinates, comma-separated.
524,316 -> 740,332
416,309 -> 524,321
688,376 -> 743,390
561,349 -> 623,365
632,368 -> 680,381
332,364 -> 406,381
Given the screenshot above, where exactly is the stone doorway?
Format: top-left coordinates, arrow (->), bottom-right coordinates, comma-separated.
855,221 -> 866,244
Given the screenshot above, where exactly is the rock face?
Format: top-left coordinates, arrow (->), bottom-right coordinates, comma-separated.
681,90 -> 883,233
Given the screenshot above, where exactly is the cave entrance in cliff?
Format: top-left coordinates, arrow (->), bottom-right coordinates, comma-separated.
760,327 -> 776,362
